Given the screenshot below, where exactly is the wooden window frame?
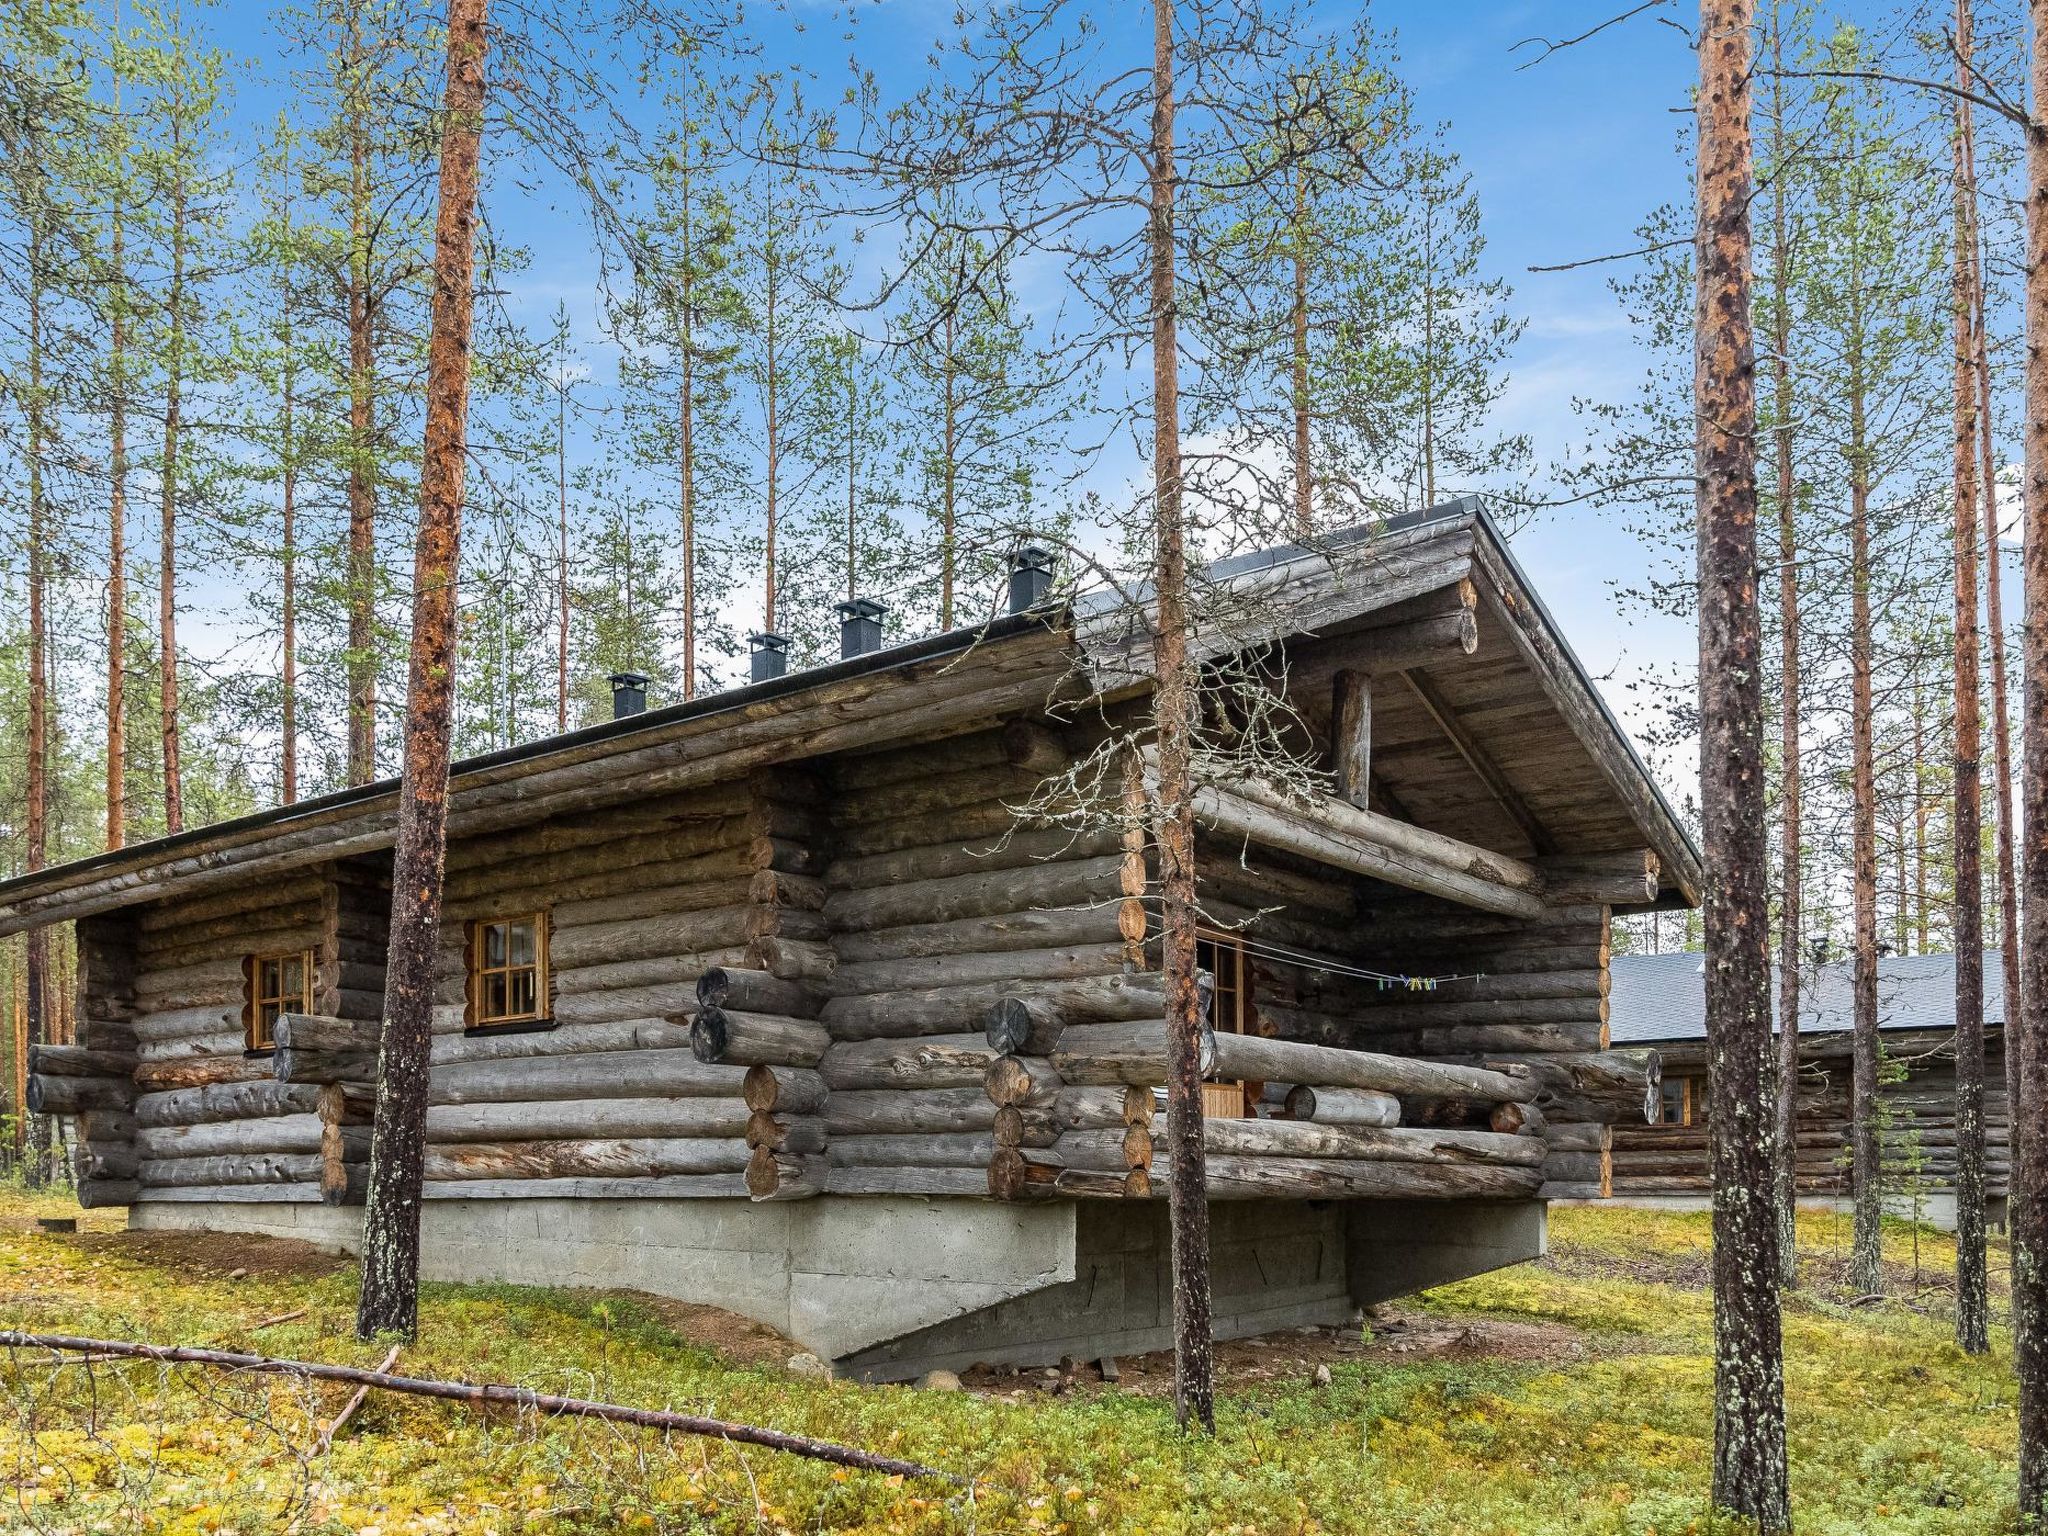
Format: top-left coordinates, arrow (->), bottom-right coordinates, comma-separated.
1655,1074 -> 1698,1128
464,912 -> 552,1034
243,949 -> 314,1054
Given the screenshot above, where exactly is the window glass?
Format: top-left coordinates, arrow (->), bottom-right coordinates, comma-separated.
471,914 -> 547,1028
246,949 -> 313,1051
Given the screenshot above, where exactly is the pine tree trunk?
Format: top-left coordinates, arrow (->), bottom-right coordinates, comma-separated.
1695,3 -> 1789,1526
1149,0 -> 1213,1436
1291,168 -> 1311,539
356,0 -> 490,1343
107,196 -> 127,850
160,140 -> 187,837
1951,0 -> 1989,1356
941,317 -> 957,630
1848,264 -> 1883,1300
764,261 -> 779,635
557,367 -> 568,731
1766,1 -> 1801,1289
680,191 -> 696,696
283,367 -> 299,805
23,205 -> 49,1188
346,47 -> 379,787
2012,1 -> 2048,1514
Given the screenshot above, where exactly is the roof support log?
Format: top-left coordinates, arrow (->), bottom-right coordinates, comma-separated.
1398,668 -> 1556,857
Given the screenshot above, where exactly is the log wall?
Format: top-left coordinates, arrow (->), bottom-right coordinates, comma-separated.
1613,1032 -> 2012,1201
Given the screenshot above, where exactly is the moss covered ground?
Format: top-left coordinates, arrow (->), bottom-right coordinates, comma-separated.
0,1190 -> 2019,1533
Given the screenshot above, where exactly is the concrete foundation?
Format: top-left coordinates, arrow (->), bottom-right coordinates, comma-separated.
133,1194 -> 1546,1380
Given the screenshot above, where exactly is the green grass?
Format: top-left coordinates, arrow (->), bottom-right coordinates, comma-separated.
0,1191 -> 2021,1534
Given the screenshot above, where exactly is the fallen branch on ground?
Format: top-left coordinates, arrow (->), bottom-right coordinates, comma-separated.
316,1343 -> 399,1453
65,1308 -> 310,1367
0,1331 -> 960,1484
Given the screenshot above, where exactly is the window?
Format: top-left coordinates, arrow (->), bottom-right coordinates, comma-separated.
467,913 -> 550,1030
1196,930 -> 1252,1118
1655,1074 -> 1703,1127
244,950 -> 313,1052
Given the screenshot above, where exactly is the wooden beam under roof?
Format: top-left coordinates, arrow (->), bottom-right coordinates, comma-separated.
1397,668 -> 1557,857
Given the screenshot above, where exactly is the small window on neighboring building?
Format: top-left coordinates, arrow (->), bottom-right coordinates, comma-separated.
1655,1074 -> 1702,1127
467,913 -> 550,1030
244,950 -> 313,1052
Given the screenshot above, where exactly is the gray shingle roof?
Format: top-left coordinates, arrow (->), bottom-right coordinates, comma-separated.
1609,950 -> 2006,1046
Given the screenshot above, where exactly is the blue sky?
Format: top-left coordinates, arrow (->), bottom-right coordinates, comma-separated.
189,3 -> 1776,778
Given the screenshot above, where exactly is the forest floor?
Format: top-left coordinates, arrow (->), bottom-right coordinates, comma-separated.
0,1187 -> 2019,1535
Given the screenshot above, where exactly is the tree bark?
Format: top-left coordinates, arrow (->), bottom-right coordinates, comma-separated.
1148,0 -> 1213,1436
1764,3 -> 1801,1290
1694,2 -> 1789,1527
1950,0 -> 1989,1357
23,191 -> 49,1186
160,117 -> 187,835
2013,0 -> 2048,1514
107,187 -> 128,847
357,0 -> 490,1343
345,14 -> 380,786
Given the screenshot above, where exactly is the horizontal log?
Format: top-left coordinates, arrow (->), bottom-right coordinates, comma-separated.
1209,1033 -> 1525,1103
1539,1181 -> 1608,1201
552,949 -> 751,998
825,827 -> 1123,893
1357,970 -> 1608,1005
1465,1050 -> 1660,1124
272,1048 -> 376,1085
1197,1117 -> 1543,1167
140,1152 -> 324,1187
274,1014 -> 380,1054
824,1089 -> 996,1136
1542,1150 -> 1609,1184
424,1097 -> 751,1142
830,944 -> 1129,999
136,1080 -> 370,1128
834,903 -> 1123,966
425,1138 -> 752,1181
77,1178 -> 141,1208
820,1033 -> 996,1091
550,879 -> 754,931
745,1113 -> 829,1153
994,1087 -> 1146,1143
132,1006 -> 238,1045
985,996 -> 1067,1057
827,1133 -> 996,1168
76,1144 -> 140,1181
549,908 -> 755,971
432,1048 -> 743,1105
821,972 -> 1168,1041
1378,1023 -> 1609,1056
137,1114 -> 351,1159
1337,998 -> 1607,1030
76,1109 -> 138,1143
693,967 -> 820,1018
746,936 -> 835,982
746,1149 -> 826,1201
430,1018 -> 697,1064
1183,770 -> 1545,918
1542,1121 -> 1611,1152
688,1007 -> 831,1068
741,1065 -> 828,1115
1279,1084 -> 1402,1127
1051,1020 -> 1210,1087
28,1044 -> 138,1079
133,1055 -> 273,1091
554,983 -> 705,1028
985,1055 -> 1065,1108
1196,1154 -> 1543,1201
1536,849 -> 1658,905
1346,606 -> 1478,673
28,1075 -> 135,1114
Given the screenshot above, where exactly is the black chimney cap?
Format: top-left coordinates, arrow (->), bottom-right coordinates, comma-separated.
837,597 -> 888,659
749,632 -> 790,683
608,672 -> 650,719
1008,544 -> 1055,614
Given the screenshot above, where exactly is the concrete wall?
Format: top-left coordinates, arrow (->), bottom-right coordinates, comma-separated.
134,1193 -> 1546,1381
133,1195 -> 1077,1362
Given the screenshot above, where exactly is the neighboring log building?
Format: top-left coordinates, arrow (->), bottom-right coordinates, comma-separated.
1609,950 -> 2011,1229
14,501 -> 1698,1378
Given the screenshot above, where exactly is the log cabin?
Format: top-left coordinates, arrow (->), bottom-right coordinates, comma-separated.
14,500 -> 1696,1379
1607,949 -> 2011,1231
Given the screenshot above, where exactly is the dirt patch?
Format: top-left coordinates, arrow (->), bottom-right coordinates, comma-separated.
958,1307 -> 1593,1401
584,1291 -> 796,1370
66,1226 -> 355,1285
1541,1241 -> 1713,1291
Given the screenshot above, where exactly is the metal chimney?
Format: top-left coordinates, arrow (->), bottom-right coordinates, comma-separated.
836,597 -> 887,659
1007,545 -> 1055,614
749,632 -> 790,683
608,672 -> 649,719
